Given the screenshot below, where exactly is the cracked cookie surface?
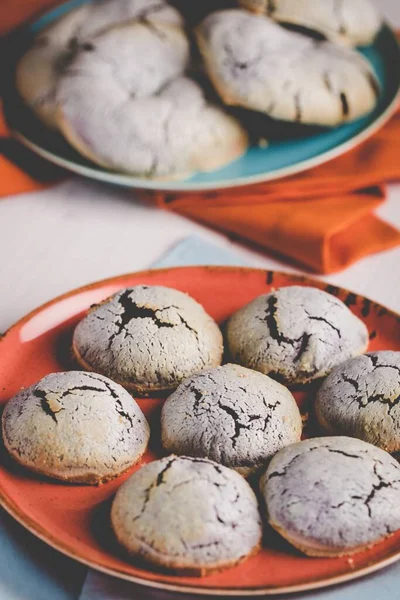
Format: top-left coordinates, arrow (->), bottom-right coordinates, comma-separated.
1,371 -> 150,484
316,351 -> 400,452
161,364 -> 302,475
239,0 -> 382,47
196,9 -> 379,126
111,455 -> 262,574
16,0 -> 183,129
261,436 -> 400,556
226,285 -> 368,385
73,285 -> 223,394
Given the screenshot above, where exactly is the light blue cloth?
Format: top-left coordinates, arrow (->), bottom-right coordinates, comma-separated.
155,236 -> 252,269
1,235 -> 399,600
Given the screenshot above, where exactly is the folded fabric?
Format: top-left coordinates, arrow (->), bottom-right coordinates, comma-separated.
144,108 -> 400,273
0,0 -> 399,273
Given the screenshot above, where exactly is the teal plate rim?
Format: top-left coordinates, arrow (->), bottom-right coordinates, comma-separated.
5,0 -> 400,192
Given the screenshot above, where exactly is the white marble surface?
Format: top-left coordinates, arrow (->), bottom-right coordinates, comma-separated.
0,1 -> 399,599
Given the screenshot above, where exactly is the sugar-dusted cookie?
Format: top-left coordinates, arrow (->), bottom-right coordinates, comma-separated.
226,286 -> 369,385
316,351 -> 400,452
261,437 -> 400,556
161,363 -> 302,475
111,455 -> 262,574
73,285 -> 223,395
239,0 -> 382,47
16,0 -> 183,128
57,66 -> 248,178
196,9 -> 379,126
58,19 -> 190,115
2,371 -> 150,484
77,0 -> 183,38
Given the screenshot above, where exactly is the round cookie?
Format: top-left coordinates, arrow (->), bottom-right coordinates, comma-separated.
72,285 -> 223,395
261,436 -> 400,557
1,371 -> 150,484
57,69 -> 248,178
226,286 -> 369,385
161,363 -> 302,475
16,0 -> 183,129
316,351 -> 400,452
196,9 -> 379,127
239,0 -> 382,47
111,455 -> 262,574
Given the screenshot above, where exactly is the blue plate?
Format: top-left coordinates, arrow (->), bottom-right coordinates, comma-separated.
5,0 -> 400,191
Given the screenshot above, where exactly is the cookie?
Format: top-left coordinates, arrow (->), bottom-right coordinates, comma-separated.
72,285 -> 223,395
76,0 -> 183,37
261,436 -> 400,557
316,351 -> 400,453
59,20 -> 189,108
161,363 -> 302,475
16,0 -> 183,128
239,0 -> 382,47
57,65 -> 248,178
111,455 -> 262,574
196,9 -> 379,126
226,286 -> 369,385
1,371 -> 150,484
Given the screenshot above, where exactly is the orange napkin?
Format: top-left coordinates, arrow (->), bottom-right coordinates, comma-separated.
146,108 -> 400,273
1,1 -> 400,274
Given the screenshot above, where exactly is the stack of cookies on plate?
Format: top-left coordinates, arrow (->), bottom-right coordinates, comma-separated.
3,282 -> 400,576
17,0 -> 383,180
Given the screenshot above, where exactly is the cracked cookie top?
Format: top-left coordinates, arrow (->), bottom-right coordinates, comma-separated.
239,0 -> 382,47
111,455 -> 262,573
161,363 -> 302,475
261,436 -> 400,556
73,285 -> 223,394
226,285 -> 369,385
316,351 -> 400,452
16,0 -> 184,129
1,371 -> 150,484
196,9 -> 379,126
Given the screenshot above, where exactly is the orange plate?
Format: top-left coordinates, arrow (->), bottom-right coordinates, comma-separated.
0,266 -> 399,596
